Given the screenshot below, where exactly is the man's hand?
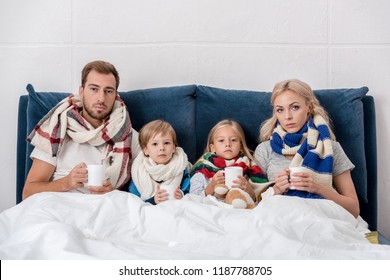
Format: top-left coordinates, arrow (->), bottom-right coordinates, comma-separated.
66,163 -> 88,191
88,180 -> 113,194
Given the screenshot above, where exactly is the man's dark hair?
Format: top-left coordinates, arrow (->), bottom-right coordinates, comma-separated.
81,60 -> 120,89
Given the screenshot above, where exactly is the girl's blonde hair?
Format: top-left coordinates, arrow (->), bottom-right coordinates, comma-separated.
259,79 -> 335,142
138,120 -> 178,150
204,119 -> 254,161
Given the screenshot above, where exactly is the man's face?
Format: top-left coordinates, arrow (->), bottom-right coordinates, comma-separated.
79,70 -> 117,127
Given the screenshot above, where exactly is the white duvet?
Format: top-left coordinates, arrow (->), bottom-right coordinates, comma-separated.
0,191 -> 389,259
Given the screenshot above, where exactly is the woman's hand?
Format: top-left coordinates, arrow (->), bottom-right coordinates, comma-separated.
289,171 -> 319,194
273,168 -> 291,195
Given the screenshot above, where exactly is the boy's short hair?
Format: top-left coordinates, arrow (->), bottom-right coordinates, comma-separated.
138,120 -> 178,149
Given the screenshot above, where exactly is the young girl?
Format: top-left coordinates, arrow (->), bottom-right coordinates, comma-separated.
190,119 -> 267,209
129,120 -> 191,204
254,79 -> 360,217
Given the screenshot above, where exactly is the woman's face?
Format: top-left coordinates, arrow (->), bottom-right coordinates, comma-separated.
273,90 -> 311,133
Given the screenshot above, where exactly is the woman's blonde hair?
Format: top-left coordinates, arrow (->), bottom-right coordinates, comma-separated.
204,119 -> 254,161
259,79 -> 335,142
138,120 -> 178,150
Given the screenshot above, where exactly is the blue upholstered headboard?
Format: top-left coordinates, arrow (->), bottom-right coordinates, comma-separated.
16,84 -> 377,230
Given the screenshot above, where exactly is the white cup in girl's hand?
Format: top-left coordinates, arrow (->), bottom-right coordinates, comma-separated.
224,166 -> 243,188
160,184 -> 177,200
289,166 -> 309,190
86,164 -> 105,187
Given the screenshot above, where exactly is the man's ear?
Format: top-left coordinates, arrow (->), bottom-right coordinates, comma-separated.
79,86 -> 84,97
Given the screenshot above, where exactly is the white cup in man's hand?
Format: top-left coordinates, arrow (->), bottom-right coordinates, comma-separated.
289,166 -> 309,190
86,164 -> 105,187
224,166 -> 243,188
160,184 -> 177,200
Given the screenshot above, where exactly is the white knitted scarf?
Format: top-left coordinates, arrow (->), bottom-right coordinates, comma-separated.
131,147 -> 189,200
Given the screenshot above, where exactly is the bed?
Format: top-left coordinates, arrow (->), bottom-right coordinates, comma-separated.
1,191 -> 390,259
1,84 -> 389,259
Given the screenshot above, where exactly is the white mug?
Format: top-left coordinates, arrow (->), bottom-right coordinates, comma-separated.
86,164 -> 105,187
160,184 -> 177,200
224,166 -> 243,188
289,166 -> 309,190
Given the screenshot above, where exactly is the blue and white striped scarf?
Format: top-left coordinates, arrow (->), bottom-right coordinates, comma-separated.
270,115 -> 333,191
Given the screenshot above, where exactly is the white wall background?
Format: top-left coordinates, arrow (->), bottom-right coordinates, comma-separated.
1,0 -> 389,239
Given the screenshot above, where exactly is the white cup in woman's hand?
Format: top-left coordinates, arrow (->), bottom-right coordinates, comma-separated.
289,167 -> 308,189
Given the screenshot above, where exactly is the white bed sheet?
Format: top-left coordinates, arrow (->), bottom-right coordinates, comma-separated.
0,191 -> 389,259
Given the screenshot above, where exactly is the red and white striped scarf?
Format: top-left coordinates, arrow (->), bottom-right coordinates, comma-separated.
27,94 -> 133,189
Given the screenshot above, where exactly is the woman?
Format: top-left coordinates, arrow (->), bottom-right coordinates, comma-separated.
254,79 -> 359,217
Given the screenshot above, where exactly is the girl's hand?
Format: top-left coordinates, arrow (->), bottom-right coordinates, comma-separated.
232,176 -> 255,200
211,170 -> 226,187
205,170 -> 226,195
154,184 -> 169,204
273,168 -> 290,195
174,186 -> 183,199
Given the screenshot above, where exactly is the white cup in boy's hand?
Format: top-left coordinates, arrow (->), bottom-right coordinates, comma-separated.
224,166 -> 243,188
289,166 -> 309,190
159,184 -> 177,200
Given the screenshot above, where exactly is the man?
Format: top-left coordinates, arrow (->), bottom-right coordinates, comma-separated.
22,60 -> 140,200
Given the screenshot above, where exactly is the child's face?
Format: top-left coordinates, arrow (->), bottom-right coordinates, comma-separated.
210,126 -> 241,160
143,132 -> 176,164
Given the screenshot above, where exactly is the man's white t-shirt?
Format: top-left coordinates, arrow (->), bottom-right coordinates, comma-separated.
30,128 -> 141,183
